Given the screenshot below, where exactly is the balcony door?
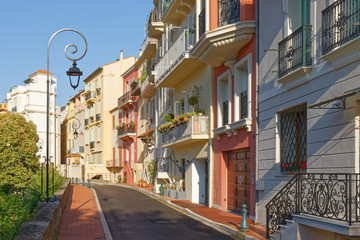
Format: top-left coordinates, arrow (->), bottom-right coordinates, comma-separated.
284,0 -> 310,35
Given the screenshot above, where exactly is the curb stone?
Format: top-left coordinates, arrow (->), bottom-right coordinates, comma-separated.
91,188 -> 113,240
93,183 -> 260,240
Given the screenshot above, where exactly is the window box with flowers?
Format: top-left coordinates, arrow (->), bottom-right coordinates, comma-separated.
116,123 -> 126,129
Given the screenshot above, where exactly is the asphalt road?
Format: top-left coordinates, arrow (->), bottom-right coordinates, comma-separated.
92,184 -> 234,240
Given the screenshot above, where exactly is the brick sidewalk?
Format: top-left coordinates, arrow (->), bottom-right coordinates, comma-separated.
125,184 -> 267,240
59,185 -> 106,240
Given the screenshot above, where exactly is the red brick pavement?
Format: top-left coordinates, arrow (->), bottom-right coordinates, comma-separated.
125,184 -> 267,240
59,185 -> 106,240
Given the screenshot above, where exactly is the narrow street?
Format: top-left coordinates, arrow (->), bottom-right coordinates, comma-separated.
92,184 -> 234,240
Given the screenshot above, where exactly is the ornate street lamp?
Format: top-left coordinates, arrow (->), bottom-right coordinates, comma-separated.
45,29 -> 87,202
72,118 -> 81,139
37,138 -> 44,152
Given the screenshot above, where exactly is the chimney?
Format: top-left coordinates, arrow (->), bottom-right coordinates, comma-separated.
120,50 -> 123,61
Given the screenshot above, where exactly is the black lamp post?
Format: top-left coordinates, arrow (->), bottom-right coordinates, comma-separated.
45,28 -> 87,202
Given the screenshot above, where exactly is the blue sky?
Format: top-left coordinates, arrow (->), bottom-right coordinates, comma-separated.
0,1 -> 153,107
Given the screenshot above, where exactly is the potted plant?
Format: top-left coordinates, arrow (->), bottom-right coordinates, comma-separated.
188,96 -> 198,112
164,113 -> 174,122
129,121 -> 135,129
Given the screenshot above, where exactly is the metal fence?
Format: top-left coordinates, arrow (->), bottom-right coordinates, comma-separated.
266,173 -> 360,238
322,0 -> 360,55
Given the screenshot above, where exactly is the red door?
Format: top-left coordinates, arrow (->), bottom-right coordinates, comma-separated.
227,149 -> 250,213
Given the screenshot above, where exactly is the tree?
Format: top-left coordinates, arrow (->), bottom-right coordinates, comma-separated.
0,113 -> 39,193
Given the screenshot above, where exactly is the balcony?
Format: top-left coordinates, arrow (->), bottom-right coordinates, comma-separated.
278,25 -> 312,79
106,159 -> 122,169
117,126 -> 136,140
131,80 -> 141,96
85,91 -> 96,103
140,36 -> 157,60
218,0 -> 240,27
90,141 -> 95,150
191,20 -> 255,67
321,0 -> 360,68
160,116 -> 209,148
140,60 -> 156,98
118,92 -> 136,109
162,0 -> 195,25
96,113 -> 101,122
68,146 -> 85,156
147,7 -> 164,39
85,118 -> 89,126
155,29 -> 202,87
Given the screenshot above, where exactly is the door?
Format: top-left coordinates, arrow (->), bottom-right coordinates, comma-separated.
227,149 -> 250,213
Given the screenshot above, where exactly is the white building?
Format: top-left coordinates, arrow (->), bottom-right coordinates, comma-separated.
6,69 -> 61,167
258,0 -> 360,239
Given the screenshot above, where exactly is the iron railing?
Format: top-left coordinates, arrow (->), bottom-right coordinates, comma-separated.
218,0 -> 240,27
199,8 -> 206,37
266,173 -> 360,238
223,100 -> 229,126
85,119 -> 89,126
155,28 -> 193,85
106,160 -> 122,168
161,116 -> 209,145
163,0 -> 172,15
96,113 -> 101,122
240,90 -> 248,119
85,91 -> 96,101
88,173 -> 111,181
117,126 -> 136,137
118,92 -> 136,108
322,0 -> 360,55
90,141 -> 95,149
278,25 -> 312,78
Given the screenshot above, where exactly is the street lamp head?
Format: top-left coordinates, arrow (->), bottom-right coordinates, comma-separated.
73,129 -> 79,139
67,61 -> 82,90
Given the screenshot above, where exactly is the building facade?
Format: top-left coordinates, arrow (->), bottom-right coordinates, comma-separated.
258,0 -> 360,238
6,70 -> 61,167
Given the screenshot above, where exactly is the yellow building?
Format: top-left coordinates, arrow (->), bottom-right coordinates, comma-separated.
83,52 -> 136,182
65,90 -> 85,179
0,103 -> 7,114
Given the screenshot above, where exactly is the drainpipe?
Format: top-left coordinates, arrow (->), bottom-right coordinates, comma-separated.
209,65 -> 215,208
255,0 -> 260,223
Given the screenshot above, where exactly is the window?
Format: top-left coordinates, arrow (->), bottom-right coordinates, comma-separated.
98,126 -> 102,141
217,71 -> 231,128
98,153 -> 101,164
234,55 -> 251,121
279,104 -> 307,172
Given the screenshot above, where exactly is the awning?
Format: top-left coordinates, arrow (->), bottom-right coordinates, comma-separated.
157,172 -> 170,179
308,88 -> 360,109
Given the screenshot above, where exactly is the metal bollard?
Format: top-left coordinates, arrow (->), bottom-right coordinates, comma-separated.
82,178 -> 85,186
240,204 -> 249,231
75,177 -> 78,185
87,179 -> 91,188
71,177 -> 74,184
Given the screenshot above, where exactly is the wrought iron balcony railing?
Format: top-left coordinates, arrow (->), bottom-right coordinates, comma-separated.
85,91 -> 96,101
278,25 -> 312,78
85,119 -> 89,126
223,100 -> 229,126
266,173 -> 360,238
155,28 -> 193,85
322,0 -> 360,55
96,113 -> 101,122
240,90 -> 248,119
199,8 -> 206,37
218,0 -> 240,27
90,141 -> 95,149
106,159 -> 122,168
117,126 -> 136,137
118,92 -> 136,108
161,116 -> 209,145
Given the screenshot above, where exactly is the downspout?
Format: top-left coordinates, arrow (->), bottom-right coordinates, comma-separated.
209,65 -> 214,208
255,0 -> 260,223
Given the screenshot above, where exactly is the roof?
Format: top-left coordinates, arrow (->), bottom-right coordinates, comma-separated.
28,69 -> 53,77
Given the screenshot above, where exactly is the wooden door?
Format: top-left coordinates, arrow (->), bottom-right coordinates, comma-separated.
227,149 -> 250,213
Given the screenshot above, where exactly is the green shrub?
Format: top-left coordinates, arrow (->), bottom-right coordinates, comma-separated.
27,168 -> 65,199
0,192 -> 38,240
